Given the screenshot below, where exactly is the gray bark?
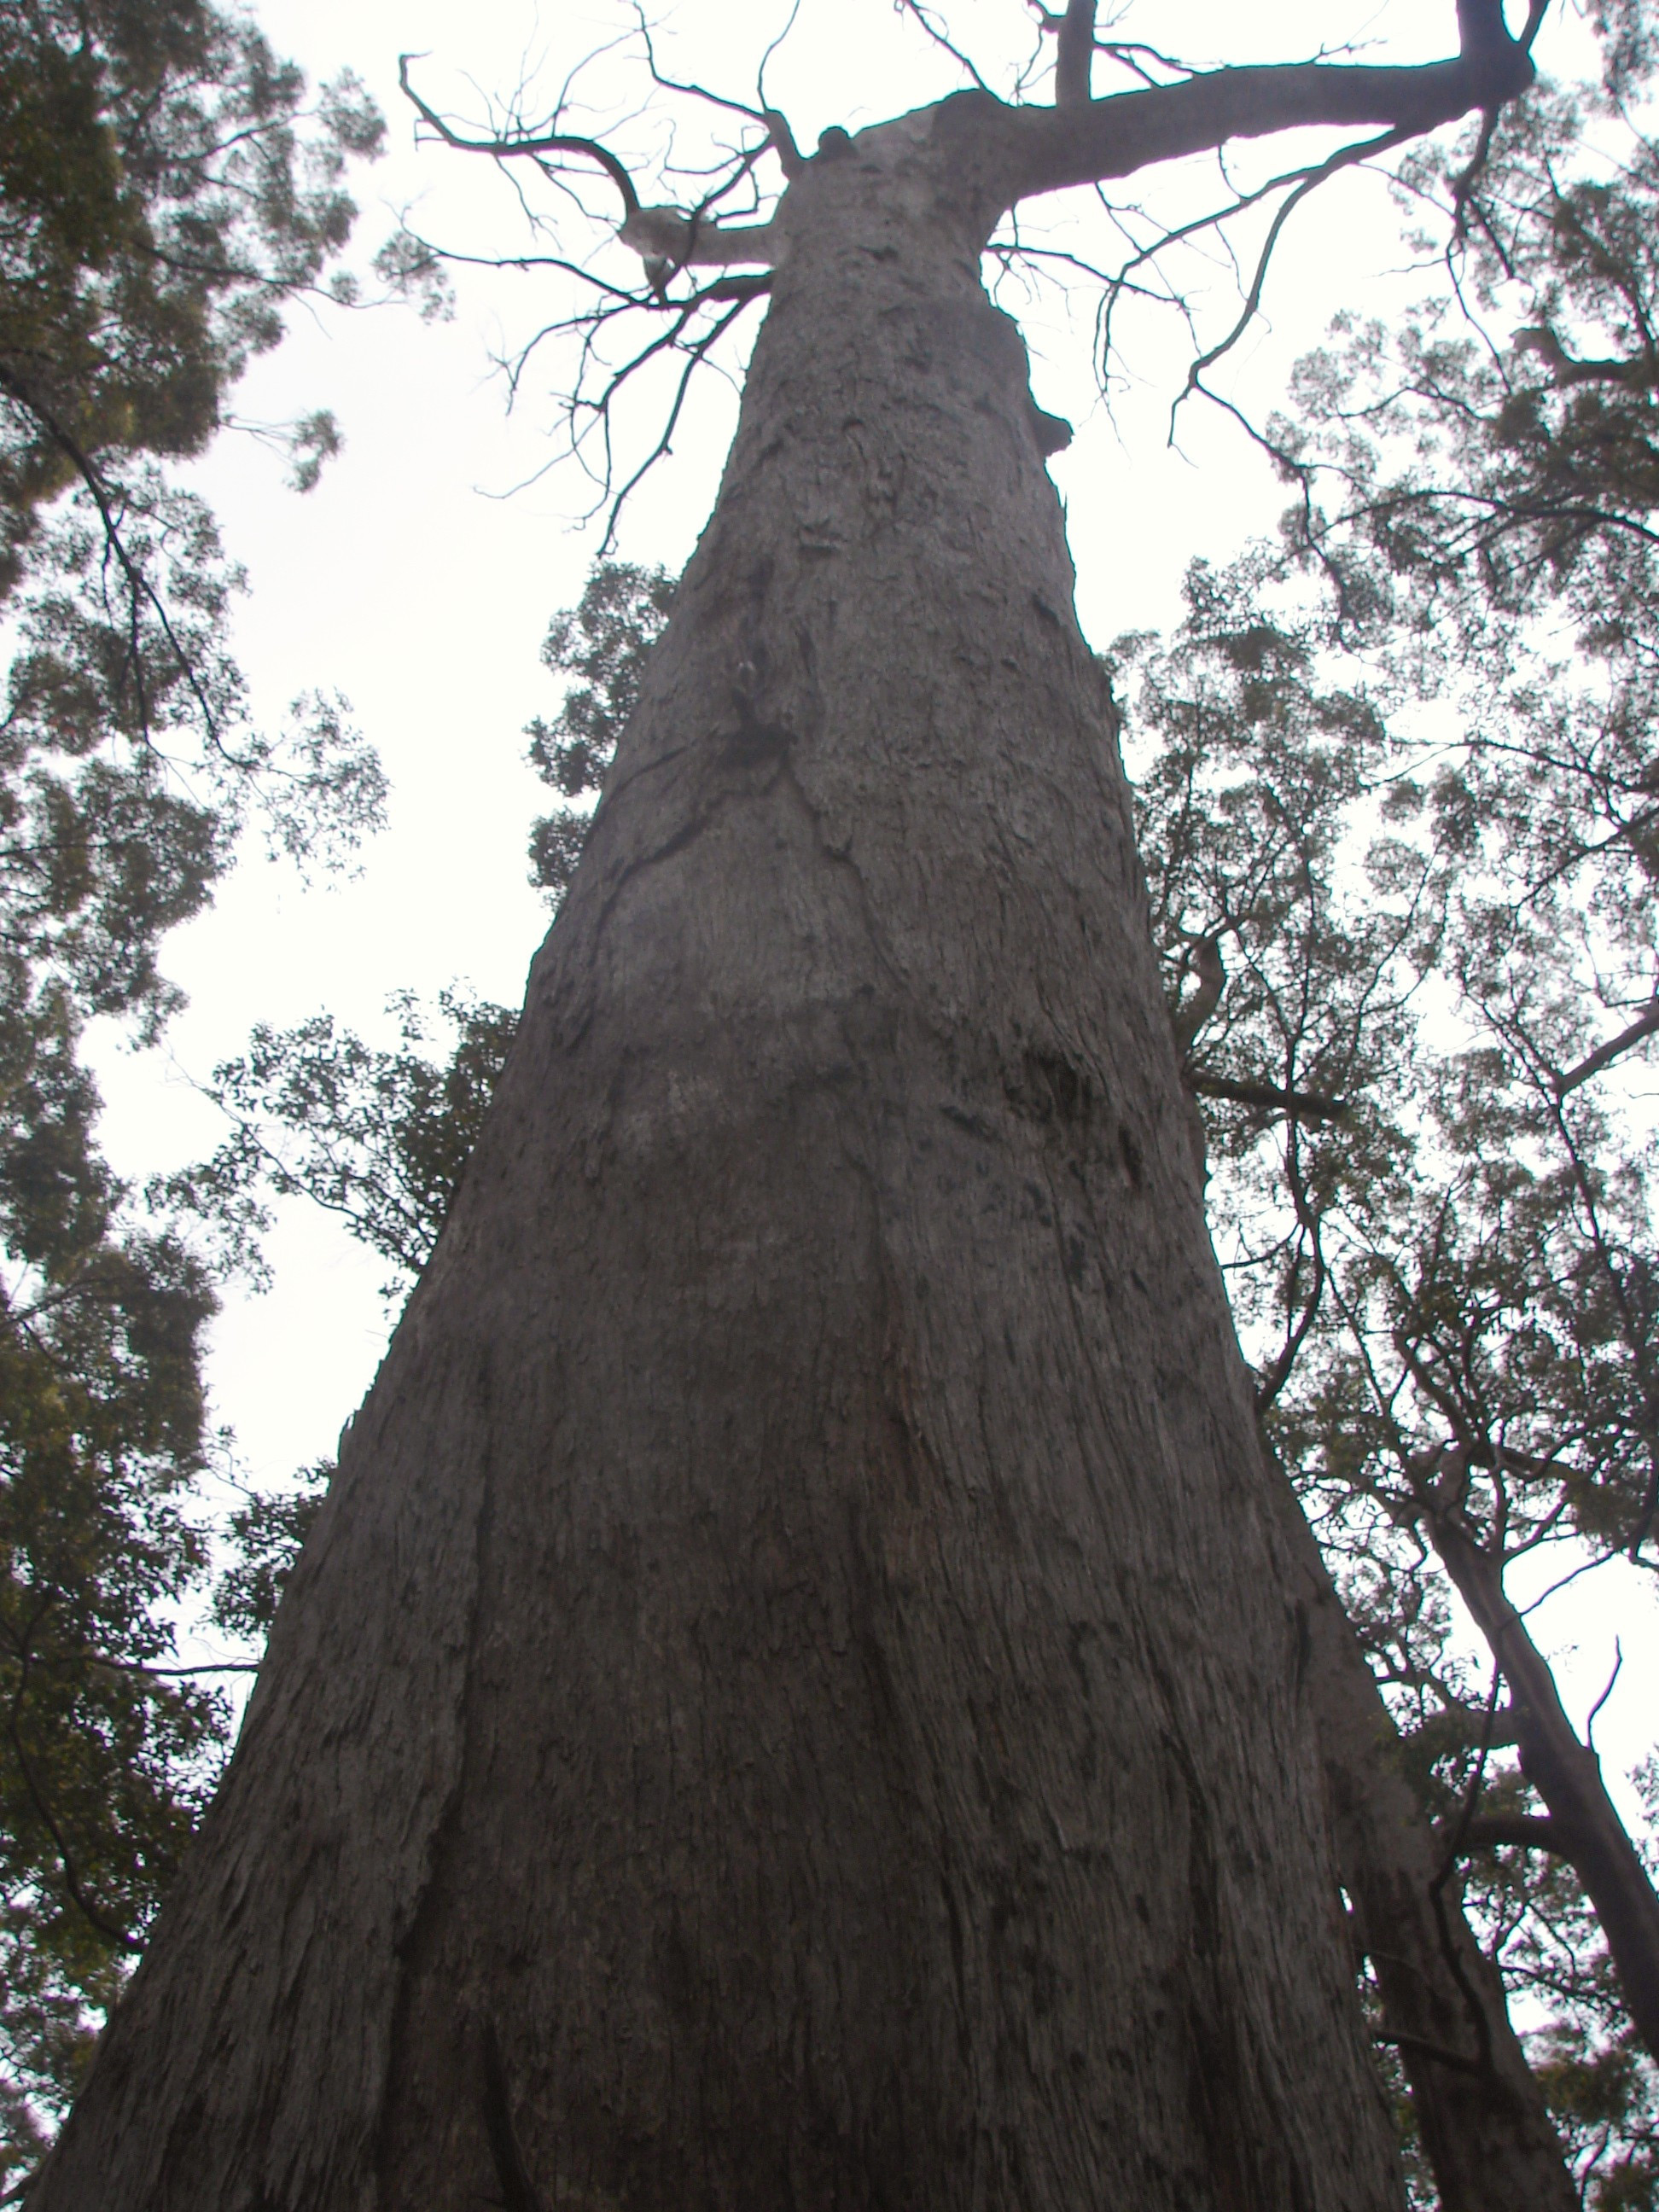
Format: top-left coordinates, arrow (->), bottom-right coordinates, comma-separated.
1429,1513 -> 1659,2062
1272,1487 -> 1577,2212
36,47 -> 1538,2210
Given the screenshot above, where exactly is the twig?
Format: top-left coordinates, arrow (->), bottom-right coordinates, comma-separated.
894,1 -> 993,94
1585,1639 -> 1623,1757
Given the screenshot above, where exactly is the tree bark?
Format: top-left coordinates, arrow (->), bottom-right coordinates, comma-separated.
1429,1514 -> 1659,2061
1269,1486 -> 1577,2212
36,85 -> 1530,2212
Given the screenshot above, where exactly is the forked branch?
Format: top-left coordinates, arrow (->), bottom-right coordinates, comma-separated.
399,54 -> 641,217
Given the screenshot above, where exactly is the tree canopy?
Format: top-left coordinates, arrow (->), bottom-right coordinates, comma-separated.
0,0 -> 386,2174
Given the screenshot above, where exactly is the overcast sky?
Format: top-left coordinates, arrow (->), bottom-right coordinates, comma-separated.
81,0 -> 1656,1813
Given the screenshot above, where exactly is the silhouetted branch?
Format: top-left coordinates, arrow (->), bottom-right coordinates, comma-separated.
1056,0 -> 1097,108
1187,1071 -> 1352,1122
1551,997 -> 1659,1096
398,53 -> 641,217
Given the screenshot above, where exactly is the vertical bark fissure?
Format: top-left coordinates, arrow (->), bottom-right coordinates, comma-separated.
370,1346 -> 503,2203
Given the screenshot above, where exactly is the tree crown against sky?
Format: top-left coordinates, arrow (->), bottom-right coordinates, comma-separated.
0,0 -> 387,2176
371,0 -> 1542,543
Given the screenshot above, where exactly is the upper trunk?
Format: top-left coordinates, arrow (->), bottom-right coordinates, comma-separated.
39,106 -> 1406,2211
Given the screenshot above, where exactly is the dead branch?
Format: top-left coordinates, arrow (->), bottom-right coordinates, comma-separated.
398,54 -> 641,218
894,2 -> 994,96
1452,1811 -> 1566,1854
989,7 -> 1535,209
1174,125 -> 1412,426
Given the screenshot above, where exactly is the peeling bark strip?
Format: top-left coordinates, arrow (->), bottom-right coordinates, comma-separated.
37,12 -> 1541,2209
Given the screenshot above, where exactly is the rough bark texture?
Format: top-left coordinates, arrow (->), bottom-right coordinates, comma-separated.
1429,1514 -> 1659,2062
38,104 -> 1436,2212
1273,1487 -> 1577,2212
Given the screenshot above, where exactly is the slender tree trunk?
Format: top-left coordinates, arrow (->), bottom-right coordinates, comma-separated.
1429,1514 -> 1659,2060
1269,1484 -> 1577,2211
38,116 -> 1412,2210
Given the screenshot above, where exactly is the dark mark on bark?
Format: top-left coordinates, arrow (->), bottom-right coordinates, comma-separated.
1117,1122 -> 1144,1187
482,2018 -> 547,2212
1010,1046 -> 1094,1128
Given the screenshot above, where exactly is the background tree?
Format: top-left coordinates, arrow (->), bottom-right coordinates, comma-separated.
0,0 -> 387,2180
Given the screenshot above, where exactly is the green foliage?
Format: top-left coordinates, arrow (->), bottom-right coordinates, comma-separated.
1124,538 -> 1659,2205
1116,35 -> 1659,2191
526,559 -> 675,903
211,1461 -> 330,1644
0,0 -> 385,2174
170,989 -> 521,1294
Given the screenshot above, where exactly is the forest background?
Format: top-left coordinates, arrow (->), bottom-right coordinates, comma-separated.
6,0 -> 1657,2198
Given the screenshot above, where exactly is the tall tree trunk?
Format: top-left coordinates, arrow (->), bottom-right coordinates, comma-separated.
1429,1513 -> 1659,2060
1271,1484 -> 1577,2211
38,117 -> 1412,2211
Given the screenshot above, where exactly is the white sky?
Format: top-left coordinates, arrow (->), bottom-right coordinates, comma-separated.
81,0 -> 1656,1816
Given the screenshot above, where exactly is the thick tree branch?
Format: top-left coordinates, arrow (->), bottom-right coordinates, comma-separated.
1186,1071 -> 1351,1122
988,23 -> 1534,210
1056,1 -> 1097,108
619,206 -> 777,271
1551,996 -> 1659,1095
1453,1811 -> 1566,1855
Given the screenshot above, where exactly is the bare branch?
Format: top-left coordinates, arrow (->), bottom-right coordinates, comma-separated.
895,2 -> 993,96
597,291 -> 764,550
1452,1811 -> 1566,1854
1174,125 -> 1411,425
398,53 -> 641,218
1186,1071 -> 1352,1122
988,26 -> 1535,211
632,5 -> 775,132
619,205 -> 777,272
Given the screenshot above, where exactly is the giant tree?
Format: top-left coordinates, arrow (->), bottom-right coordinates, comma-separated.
33,6 -> 1572,2207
